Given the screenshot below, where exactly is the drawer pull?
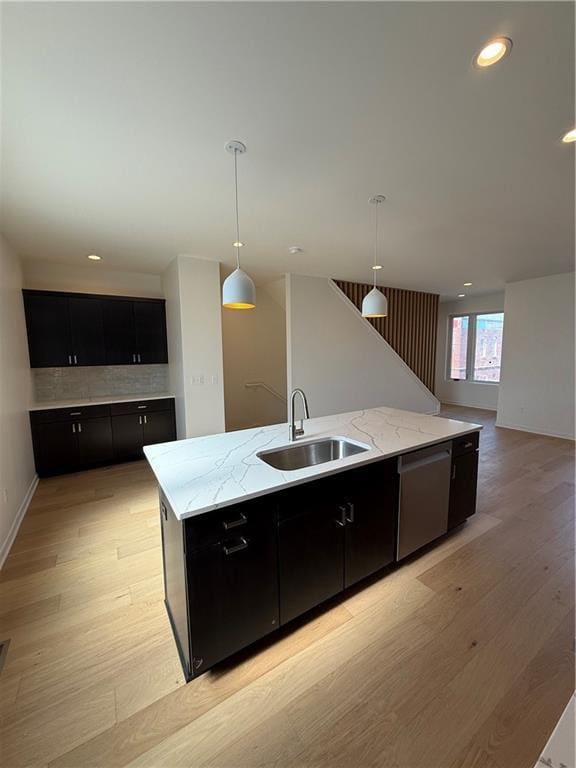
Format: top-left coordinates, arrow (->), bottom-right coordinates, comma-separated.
223,513 -> 247,530
137,405 -> 147,409
464,441 -> 473,449
223,537 -> 248,556
69,411 -> 82,416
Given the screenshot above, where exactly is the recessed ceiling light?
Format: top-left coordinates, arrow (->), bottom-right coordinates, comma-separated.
87,254 -> 101,261
232,241 -> 244,248
463,282 -> 472,286
372,265 -> 383,270
561,128 -> 576,143
457,293 -> 466,298
474,37 -> 512,68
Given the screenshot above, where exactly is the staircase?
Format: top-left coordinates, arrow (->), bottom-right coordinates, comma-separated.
334,280 -> 439,392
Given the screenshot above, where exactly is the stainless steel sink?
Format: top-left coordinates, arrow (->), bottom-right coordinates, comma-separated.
257,437 -> 370,471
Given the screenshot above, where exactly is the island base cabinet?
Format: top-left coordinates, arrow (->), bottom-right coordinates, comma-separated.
186,499 -> 279,677
279,489 -> 345,625
448,449 -> 479,530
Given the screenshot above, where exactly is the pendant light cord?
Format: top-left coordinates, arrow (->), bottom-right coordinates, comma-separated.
234,149 -> 241,269
373,200 -> 380,288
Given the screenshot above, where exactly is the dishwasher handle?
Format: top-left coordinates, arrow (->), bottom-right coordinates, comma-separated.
398,445 -> 452,474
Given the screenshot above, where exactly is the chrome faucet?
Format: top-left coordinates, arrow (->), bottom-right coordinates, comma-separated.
289,388 -> 310,442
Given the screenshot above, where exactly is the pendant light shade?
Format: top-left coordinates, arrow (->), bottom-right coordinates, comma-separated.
222,267 -> 256,309
362,195 -> 388,319
362,287 -> 388,318
222,140 -> 256,310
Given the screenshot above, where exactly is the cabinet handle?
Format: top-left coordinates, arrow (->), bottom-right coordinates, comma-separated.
74,355 -> 78,365
223,513 -> 247,530
336,506 -> 347,527
223,537 -> 248,556
77,422 -> 82,433
143,415 -> 147,424
138,353 -> 142,363
464,441 -> 473,449
68,355 -> 72,365
72,423 -> 76,433
132,354 -> 136,363
138,415 -> 142,425
137,405 -> 147,409
69,411 -> 82,416
346,502 -> 355,524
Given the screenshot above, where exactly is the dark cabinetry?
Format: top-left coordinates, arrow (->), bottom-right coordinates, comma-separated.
103,298 -> 167,365
30,398 -> 175,477
23,292 -> 106,367
23,290 -> 167,368
185,498 -> 279,675
448,433 -> 479,530
111,400 -> 176,461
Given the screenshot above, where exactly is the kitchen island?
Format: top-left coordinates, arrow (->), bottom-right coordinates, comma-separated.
145,406 -> 481,680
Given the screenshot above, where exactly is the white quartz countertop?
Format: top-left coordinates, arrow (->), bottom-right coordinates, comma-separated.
29,393 -> 174,411
144,406 -> 482,521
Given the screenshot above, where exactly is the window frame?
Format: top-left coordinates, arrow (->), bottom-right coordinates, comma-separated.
446,311 -> 503,385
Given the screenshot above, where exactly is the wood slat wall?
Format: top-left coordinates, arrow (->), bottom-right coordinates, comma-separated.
334,280 -> 439,392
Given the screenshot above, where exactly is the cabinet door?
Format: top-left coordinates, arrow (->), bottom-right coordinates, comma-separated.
278,485 -> 345,625
34,421 -> 79,476
23,293 -> 71,367
142,410 -> 176,447
111,414 -> 144,461
134,301 -> 168,364
103,300 -> 137,364
448,451 -> 479,530
341,463 -> 398,588
77,417 -> 114,467
187,498 -> 279,675
69,297 -> 106,366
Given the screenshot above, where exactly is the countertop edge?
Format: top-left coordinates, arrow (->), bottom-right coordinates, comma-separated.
29,393 -> 175,411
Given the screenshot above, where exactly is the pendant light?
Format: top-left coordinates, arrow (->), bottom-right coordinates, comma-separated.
222,140 -> 256,309
361,195 -> 388,318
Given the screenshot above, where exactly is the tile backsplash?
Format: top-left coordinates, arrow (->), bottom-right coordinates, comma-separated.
32,365 -> 169,403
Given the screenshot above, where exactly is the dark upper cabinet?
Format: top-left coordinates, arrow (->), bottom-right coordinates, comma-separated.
68,297 -> 106,366
23,290 -> 167,368
134,301 -> 168,364
103,298 -> 167,365
339,461 -> 397,588
23,293 -> 71,367
186,497 -> 279,674
278,483 -> 345,625
103,299 -> 138,365
448,448 -> 479,530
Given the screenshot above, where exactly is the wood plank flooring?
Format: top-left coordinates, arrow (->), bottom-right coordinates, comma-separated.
0,406 -> 573,768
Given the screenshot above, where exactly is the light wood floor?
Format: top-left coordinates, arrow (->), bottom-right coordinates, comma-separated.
0,407 -> 574,768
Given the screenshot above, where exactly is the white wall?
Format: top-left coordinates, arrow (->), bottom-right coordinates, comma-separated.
162,256 -> 225,438
497,273 -> 575,439
287,274 -> 439,418
222,280 -> 287,431
0,236 -> 37,567
435,292 -> 505,411
23,260 -> 163,297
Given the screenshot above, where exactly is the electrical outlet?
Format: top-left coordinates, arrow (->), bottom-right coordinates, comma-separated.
191,375 -> 205,386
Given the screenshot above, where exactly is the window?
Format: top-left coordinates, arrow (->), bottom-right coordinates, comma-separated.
447,312 -> 504,383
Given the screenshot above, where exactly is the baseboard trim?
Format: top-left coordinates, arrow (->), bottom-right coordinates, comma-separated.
440,400 -> 497,413
495,420 -> 575,441
0,474 -> 38,570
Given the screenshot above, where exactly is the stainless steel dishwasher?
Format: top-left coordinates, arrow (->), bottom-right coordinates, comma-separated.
397,442 -> 452,560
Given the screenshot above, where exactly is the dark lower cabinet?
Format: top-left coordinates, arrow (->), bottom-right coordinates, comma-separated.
278,486 -> 345,625
340,461 -> 397,588
186,498 -> 279,675
31,399 -> 176,477
448,449 -> 479,530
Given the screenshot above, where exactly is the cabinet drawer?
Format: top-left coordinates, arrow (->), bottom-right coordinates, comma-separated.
186,497 -> 277,551
452,431 -> 479,456
110,398 -> 174,416
30,404 -> 111,425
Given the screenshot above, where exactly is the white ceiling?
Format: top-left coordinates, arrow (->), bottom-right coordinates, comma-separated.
1,2 -> 574,298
